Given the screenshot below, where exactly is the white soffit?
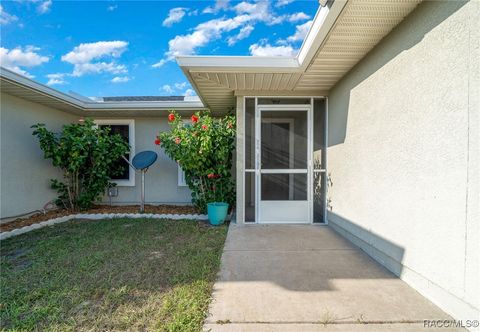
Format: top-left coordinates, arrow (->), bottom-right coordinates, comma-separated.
177,0 -> 422,112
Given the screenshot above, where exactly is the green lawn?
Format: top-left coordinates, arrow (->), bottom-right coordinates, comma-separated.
0,218 -> 228,331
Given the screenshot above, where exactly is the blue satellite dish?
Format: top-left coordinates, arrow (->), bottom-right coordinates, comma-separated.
132,150 -> 157,170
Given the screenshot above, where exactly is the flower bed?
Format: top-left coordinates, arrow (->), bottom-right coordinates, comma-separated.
1,204 -> 199,233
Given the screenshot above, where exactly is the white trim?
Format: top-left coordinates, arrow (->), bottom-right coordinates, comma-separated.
175,1 -> 347,72
309,97 -> 314,224
256,105 -> 311,224
0,213 -> 209,241
297,1 -> 348,69
94,119 -> 135,187
324,97 -> 329,224
178,166 -> 187,187
0,67 -> 206,111
241,96 -> 327,225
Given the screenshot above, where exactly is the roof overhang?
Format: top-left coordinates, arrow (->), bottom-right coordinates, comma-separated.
177,0 -> 421,112
0,67 -> 206,117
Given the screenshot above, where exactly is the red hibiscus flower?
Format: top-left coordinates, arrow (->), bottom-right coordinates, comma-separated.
191,115 -> 199,123
154,137 -> 161,145
227,123 -> 233,129
175,137 -> 181,144
207,173 -> 215,179
168,113 -> 175,122
201,124 -> 208,130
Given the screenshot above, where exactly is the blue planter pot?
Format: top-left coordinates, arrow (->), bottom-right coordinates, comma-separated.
207,202 -> 229,225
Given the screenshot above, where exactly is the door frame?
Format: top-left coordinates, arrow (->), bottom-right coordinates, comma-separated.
242,96 -> 328,225
256,104 -> 311,224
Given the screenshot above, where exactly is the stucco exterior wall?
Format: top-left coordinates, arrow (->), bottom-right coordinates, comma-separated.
0,93 -> 78,218
327,0 -> 479,324
97,117 -> 192,205
0,93 -> 193,218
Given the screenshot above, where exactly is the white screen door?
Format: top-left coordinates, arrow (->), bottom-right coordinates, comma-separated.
256,106 -> 311,223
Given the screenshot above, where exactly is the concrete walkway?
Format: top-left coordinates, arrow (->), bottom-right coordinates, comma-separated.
204,224 -> 461,331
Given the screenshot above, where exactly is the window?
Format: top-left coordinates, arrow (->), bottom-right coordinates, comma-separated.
95,119 -> 135,186
178,166 -> 187,186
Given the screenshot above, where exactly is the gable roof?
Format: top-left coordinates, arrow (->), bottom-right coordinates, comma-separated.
177,0 -> 421,112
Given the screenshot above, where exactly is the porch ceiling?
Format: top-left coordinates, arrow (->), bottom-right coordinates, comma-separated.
178,0 -> 421,112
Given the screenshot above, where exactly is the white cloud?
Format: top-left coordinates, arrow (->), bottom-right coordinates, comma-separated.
0,5 -> 18,25
287,20 -> 313,42
152,59 -> 167,68
203,0 -> 229,14
163,7 -> 187,27
61,41 -> 128,77
0,46 -> 49,78
160,82 -> 192,95
62,41 -> 127,64
154,0 -> 288,67
46,73 -> 67,85
37,0 -> 51,14
111,76 -> 130,83
276,0 -> 293,7
161,84 -> 175,94
183,88 -> 196,97
107,4 -> 118,11
227,25 -> 254,46
249,43 -> 296,57
160,17 -> 243,61
174,82 -> 187,90
71,62 -> 127,77
288,12 -> 310,23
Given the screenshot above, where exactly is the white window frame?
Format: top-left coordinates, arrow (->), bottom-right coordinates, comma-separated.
178,166 -> 188,186
94,119 -> 135,187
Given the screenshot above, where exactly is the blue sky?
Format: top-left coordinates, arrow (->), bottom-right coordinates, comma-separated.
1,0 -> 318,97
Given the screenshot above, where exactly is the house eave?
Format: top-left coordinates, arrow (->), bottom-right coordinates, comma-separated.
177,0 -> 421,112
0,67 -> 206,115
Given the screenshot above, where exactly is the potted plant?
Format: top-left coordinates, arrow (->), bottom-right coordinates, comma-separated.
206,173 -> 229,225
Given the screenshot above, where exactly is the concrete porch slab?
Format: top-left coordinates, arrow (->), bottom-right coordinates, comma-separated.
205,224 -> 462,331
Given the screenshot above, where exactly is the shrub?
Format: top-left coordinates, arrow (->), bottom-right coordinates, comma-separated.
158,111 -> 236,212
32,118 -> 129,211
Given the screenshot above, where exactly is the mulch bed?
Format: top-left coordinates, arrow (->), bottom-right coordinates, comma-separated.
0,204 -> 200,233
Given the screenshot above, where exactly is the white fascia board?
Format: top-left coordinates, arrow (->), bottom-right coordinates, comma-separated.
86,101 -> 205,110
176,56 -> 300,73
1,66 -> 90,109
0,66 -> 206,111
176,0 -> 347,74
297,0 -> 347,68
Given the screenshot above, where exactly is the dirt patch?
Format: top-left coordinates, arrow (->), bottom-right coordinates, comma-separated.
0,204 -> 199,232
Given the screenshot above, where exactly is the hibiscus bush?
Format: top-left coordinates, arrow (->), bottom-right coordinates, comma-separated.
157,111 -> 236,212
32,118 -> 129,211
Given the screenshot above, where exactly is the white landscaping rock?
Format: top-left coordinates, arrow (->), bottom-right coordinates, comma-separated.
1,212 -> 208,240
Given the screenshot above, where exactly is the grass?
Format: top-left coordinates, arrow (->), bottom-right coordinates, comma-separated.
0,218 -> 228,331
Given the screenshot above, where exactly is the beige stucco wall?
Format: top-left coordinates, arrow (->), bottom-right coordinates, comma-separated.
97,117 -> 192,205
0,93 -> 193,218
327,0 -> 479,323
0,93 -> 78,218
